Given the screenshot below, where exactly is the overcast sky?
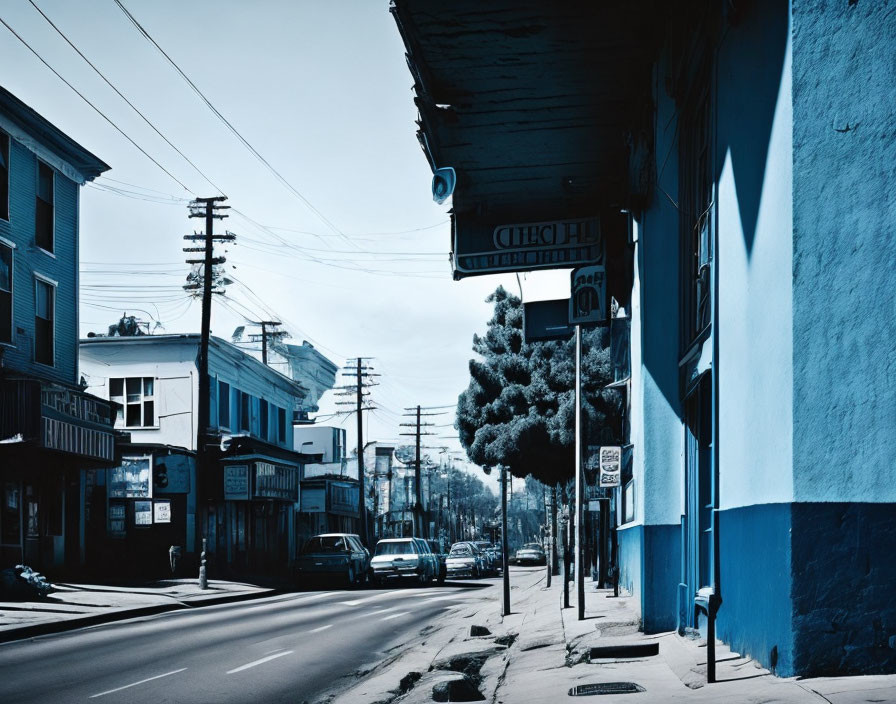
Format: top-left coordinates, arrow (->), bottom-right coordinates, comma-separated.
1,0 -> 568,489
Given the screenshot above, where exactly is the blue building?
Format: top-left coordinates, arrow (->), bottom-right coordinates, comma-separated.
0,86 -> 115,575
393,0 -> 895,677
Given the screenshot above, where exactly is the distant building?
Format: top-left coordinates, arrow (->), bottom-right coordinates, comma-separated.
0,86 -> 114,575
80,334 -> 311,576
294,426 -> 359,545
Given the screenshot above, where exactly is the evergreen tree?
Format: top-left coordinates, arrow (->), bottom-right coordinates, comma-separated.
456,286 -> 622,485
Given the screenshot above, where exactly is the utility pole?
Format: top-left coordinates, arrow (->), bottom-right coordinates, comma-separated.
184,196 -> 231,583
399,405 -> 444,537
334,358 -> 378,546
260,321 -> 282,365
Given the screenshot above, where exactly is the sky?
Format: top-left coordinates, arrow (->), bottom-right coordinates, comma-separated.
0,0 -> 569,490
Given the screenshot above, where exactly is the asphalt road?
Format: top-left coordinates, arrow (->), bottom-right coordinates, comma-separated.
0,577 -> 500,704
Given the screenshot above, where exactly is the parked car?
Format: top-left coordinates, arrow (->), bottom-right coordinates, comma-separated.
427,539 -> 448,584
446,541 -> 484,579
295,533 -> 371,587
514,542 -> 547,566
474,541 -> 498,575
370,538 -> 439,586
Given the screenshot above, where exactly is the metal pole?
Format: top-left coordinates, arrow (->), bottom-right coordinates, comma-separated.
414,405 -> 423,537
501,465 -> 510,616
544,485 -> 551,588
575,324 -> 585,620
561,516 -> 570,608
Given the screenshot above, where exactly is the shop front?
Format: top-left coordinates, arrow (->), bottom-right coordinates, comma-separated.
0,379 -> 115,576
211,453 -> 299,576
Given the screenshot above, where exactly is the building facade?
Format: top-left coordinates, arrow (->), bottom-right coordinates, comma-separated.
80,334 -> 311,576
393,0 -> 896,677
0,86 -> 115,576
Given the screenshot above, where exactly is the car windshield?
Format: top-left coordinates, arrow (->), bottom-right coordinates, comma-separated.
375,541 -> 417,556
302,536 -> 345,554
449,544 -> 472,556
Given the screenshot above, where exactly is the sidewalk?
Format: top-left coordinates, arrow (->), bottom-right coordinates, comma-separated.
324,569 -> 896,704
0,578 -> 277,643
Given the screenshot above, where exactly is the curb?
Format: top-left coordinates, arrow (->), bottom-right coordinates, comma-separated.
0,588 -> 281,645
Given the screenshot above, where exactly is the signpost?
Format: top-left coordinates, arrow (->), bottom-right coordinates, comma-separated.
570,265 -> 607,325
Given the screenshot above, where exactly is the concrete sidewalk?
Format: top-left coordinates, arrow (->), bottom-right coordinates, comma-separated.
0,578 -> 277,643
495,575 -> 896,704
324,568 -> 896,704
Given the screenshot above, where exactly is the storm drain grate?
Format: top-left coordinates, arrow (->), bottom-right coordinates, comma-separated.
568,682 -> 645,696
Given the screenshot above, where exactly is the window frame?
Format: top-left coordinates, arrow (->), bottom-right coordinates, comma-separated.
218,380 -> 231,430
678,59 -> 714,352
0,129 -> 9,222
35,160 -> 55,254
0,237 -> 13,346
109,376 -> 157,429
239,391 -> 251,433
277,406 -> 287,444
33,274 -> 55,367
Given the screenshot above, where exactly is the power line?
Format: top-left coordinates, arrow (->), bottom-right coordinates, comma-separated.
112,0 -> 359,251
27,0 -> 226,196
0,15 -> 193,193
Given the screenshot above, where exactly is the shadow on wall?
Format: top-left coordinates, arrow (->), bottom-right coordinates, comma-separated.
717,0 -> 789,257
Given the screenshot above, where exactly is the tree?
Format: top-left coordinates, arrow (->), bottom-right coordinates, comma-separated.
456,286 -> 622,485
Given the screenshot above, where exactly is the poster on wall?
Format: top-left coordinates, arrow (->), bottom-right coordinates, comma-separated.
110,456 -> 153,498
108,501 -> 126,538
153,501 -> 171,524
599,446 -> 622,487
134,501 -> 152,526
224,465 -> 250,500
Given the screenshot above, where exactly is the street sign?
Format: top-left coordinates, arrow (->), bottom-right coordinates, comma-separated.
599,446 -> 622,487
523,299 -> 575,343
570,265 -> 607,324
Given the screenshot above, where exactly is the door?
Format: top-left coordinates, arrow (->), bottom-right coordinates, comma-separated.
684,374 -> 713,628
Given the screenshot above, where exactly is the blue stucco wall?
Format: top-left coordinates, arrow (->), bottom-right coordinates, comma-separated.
642,524 -> 680,634
790,1 -> 896,504
716,0 -> 794,511
0,136 -> 79,385
617,522 -> 642,619
791,503 -> 896,676
718,503 -> 795,675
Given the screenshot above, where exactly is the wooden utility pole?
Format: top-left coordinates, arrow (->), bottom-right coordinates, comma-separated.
260,320 -> 282,365
184,196 -> 230,584
334,358 -> 378,546
399,405 -> 444,538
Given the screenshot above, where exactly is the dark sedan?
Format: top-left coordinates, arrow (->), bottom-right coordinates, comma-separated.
294,533 -> 370,587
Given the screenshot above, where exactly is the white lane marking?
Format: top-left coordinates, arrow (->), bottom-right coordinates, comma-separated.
339,589 -> 405,606
89,668 -> 187,698
381,611 -> 411,621
367,607 -> 397,616
421,595 -> 462,603
227,650 -> 294,674
308,624 -> 333,633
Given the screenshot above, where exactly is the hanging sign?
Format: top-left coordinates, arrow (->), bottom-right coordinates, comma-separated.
599,446 -> 622,487
224,464 -> 250,500
453,215 -> 603,278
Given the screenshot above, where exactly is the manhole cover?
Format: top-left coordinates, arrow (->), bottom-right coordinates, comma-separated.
568,682 -> 645,696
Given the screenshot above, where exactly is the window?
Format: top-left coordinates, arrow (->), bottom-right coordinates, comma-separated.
218,381 -> 230,428
259,400 -> 268,440
278,407 -> 287,444
239,391 -> 250,432
109,377 -> 155,428
34,278 -> 54,365
679,62 -> 713,347
0,131 -> 9,221
0,242 -> 11,344
36,161 -> 54,252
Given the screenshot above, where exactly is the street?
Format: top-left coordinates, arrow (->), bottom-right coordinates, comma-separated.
0,577 -> 500,704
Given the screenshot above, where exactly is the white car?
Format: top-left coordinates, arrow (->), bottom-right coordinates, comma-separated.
370,538 -> 438,586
